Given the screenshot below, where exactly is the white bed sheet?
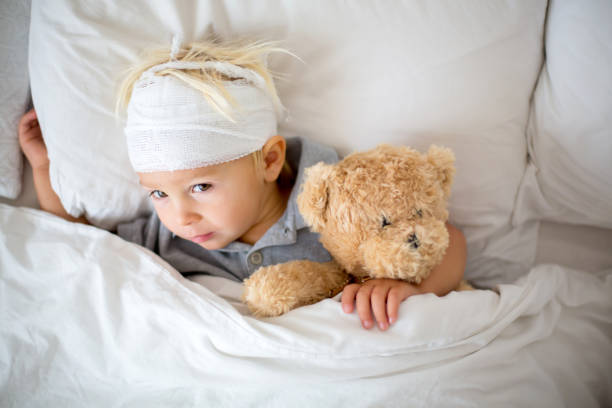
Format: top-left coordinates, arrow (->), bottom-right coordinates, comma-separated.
1,203 -> 611,406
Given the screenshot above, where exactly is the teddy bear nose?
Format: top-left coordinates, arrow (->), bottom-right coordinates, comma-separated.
407,233 -> 420,249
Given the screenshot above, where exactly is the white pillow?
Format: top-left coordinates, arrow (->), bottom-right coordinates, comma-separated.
0,0 -> 30,199
29,0 -> 547,285
514,0 -> 612,229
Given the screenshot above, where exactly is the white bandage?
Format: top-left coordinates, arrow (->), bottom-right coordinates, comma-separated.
125,60 -> 278,173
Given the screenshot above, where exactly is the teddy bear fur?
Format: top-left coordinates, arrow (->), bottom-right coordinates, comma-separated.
243,144 -> 466,317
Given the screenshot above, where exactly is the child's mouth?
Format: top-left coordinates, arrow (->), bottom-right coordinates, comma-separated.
190,232 -> 214,243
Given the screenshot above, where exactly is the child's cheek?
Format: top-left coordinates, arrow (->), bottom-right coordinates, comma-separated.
152,201 -> 174,225
193,193 -> 209,203
152,199 -> 168,209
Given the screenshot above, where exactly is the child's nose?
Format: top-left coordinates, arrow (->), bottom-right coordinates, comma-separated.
173,200 -> 202,226
177,211 -> 200,226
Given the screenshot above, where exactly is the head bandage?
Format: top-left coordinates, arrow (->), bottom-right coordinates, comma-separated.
125,60 -> 278,172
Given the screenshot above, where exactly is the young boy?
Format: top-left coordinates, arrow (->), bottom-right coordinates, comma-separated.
18,39 -> 466,331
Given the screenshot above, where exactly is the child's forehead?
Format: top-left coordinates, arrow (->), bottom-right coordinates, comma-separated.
138,165 -> 221,186
137,156 -> 248,187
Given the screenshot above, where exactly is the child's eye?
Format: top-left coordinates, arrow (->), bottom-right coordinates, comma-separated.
150,190 -> 167,199
192,183 -> 211,193
149,190 -> 167,200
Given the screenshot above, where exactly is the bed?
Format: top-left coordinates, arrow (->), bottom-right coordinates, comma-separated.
1,1 -> 611,406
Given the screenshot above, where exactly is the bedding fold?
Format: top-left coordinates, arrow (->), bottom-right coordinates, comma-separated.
1,204 -> 611,407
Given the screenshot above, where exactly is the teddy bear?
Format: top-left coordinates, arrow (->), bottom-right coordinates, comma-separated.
243,144 -> 467,317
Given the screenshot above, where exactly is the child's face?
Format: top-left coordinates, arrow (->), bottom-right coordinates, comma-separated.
138,155 -> 273,250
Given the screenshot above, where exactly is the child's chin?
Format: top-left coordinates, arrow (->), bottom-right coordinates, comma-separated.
197,238 -> 226,251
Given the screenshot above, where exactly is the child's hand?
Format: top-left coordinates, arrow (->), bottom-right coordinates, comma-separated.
16,108 -> 87,224
341,278 -> 420,331
18,108 -> 49,170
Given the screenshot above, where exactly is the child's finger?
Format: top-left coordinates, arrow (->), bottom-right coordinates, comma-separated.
19,108 -> 37,126
18,109 -> 38,135
386,287 -> 409,325
355,285 -> 375,329
371,285 -> 391,330
340,283 -> 360,313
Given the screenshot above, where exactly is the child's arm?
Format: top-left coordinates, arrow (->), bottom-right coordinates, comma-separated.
341,222 -> 467,330
18,109 -> 89,224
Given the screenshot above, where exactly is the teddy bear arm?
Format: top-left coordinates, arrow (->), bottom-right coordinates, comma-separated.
243,260 -> 349,317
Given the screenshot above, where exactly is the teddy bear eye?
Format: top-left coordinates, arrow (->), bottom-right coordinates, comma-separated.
381,216 -> 391,228
415,209 -> 423,218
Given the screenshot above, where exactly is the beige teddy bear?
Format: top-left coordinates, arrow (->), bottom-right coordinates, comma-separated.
243,144 -> 468,317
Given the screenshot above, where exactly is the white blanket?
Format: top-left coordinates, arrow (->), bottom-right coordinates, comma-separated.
1,203 -> 611,407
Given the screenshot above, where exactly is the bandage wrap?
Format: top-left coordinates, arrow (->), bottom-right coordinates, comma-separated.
125,61 -> 277,172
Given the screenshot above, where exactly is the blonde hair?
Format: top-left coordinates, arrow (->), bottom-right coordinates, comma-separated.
115,37 -> 289,120
117,37 -> 295,186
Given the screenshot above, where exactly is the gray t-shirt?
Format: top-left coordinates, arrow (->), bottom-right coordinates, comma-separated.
116,137 -> 338,282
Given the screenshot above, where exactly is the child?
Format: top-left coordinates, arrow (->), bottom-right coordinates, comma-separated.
18,38 -> 467,331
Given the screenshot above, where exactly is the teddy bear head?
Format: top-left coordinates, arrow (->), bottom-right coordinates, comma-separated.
297,145 -> 455,284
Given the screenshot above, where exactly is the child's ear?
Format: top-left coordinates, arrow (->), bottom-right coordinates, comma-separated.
262,135 -> 287,182
426,145 -> 455,198
297,162 -> 334,232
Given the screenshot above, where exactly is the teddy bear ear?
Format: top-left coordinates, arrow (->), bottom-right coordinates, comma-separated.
296,162 -> 334,232
426,145 -> 456,198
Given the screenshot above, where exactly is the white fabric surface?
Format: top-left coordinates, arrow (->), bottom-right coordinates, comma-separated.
1,203 -> 611,407
0,0 -> 30,199
0,161 -> 38,209
535,220 -> 612,274
28,0 -> 547,285
514,0 -> 612,228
